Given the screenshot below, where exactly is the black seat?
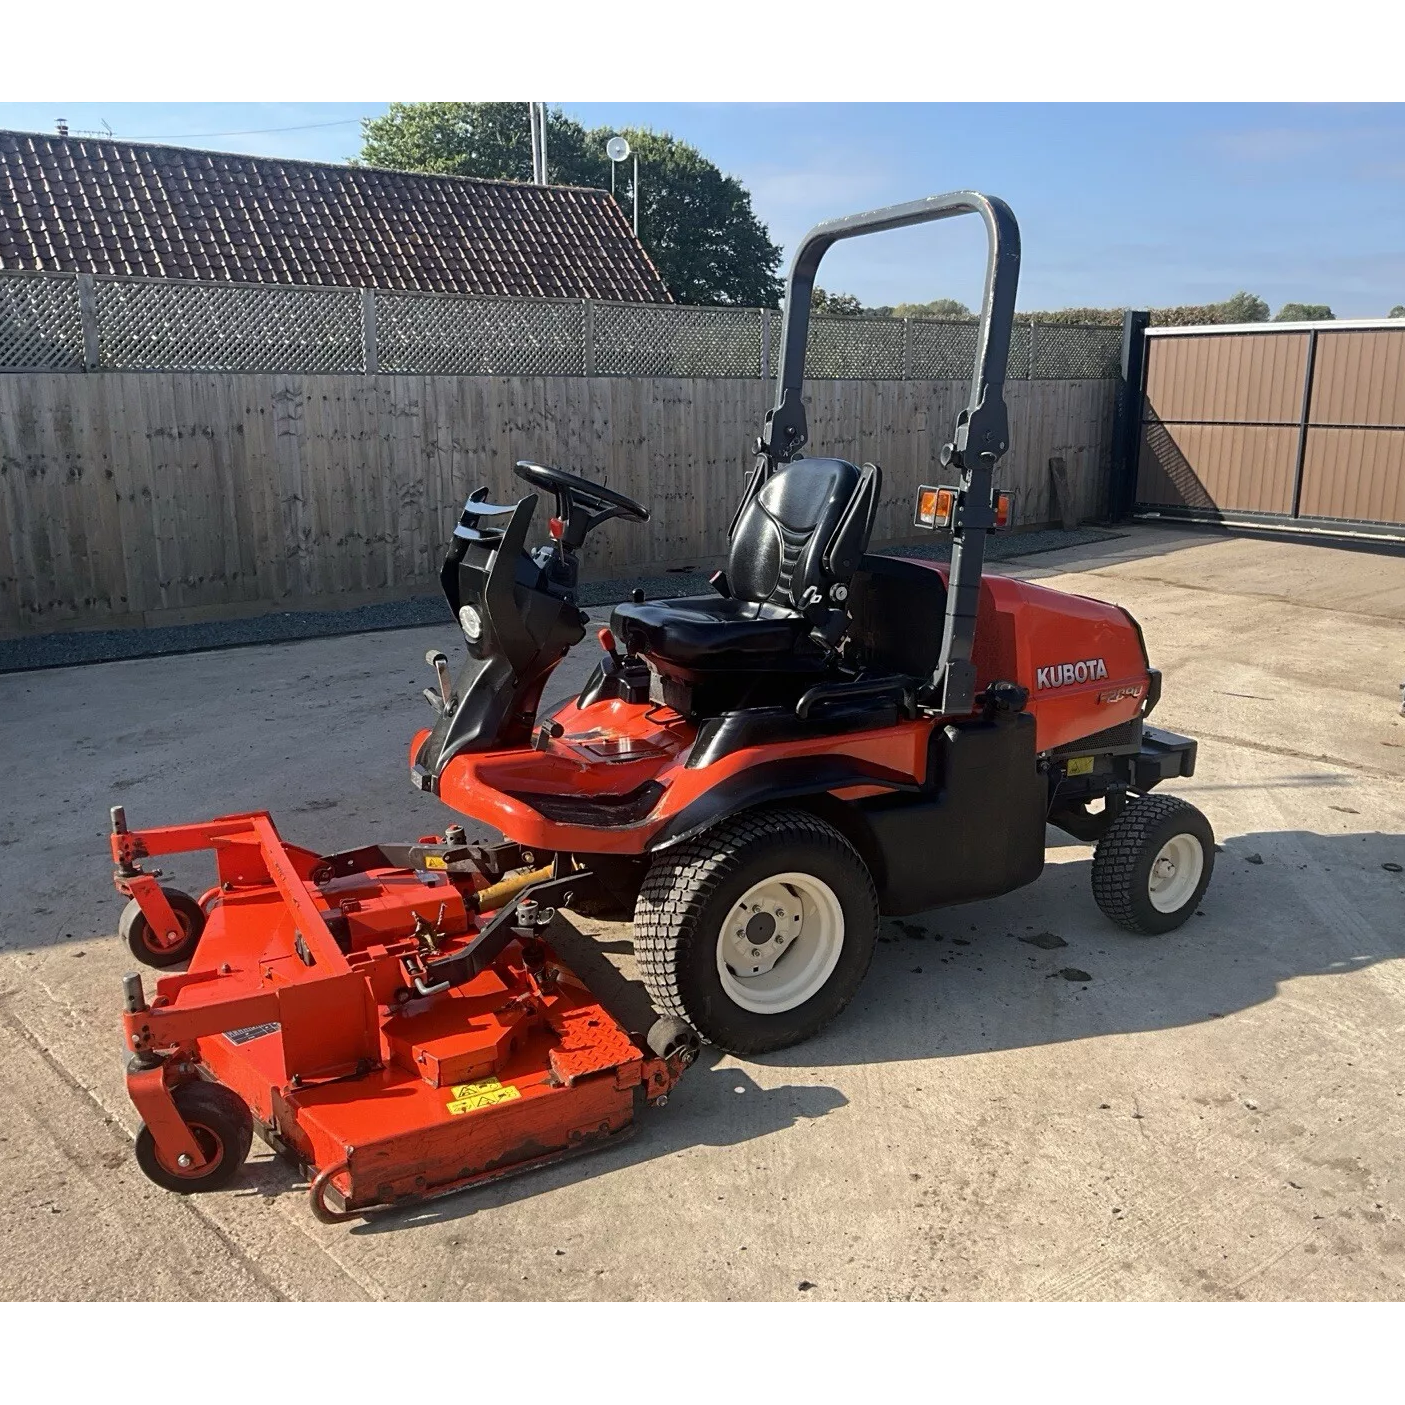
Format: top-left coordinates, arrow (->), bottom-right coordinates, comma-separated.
612,456 -> 880,679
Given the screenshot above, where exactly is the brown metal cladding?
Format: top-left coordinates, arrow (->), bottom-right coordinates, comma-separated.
1297,427 -> 1405,525
1136,421 -> 1299,514
1143,331 -> 1308,424
1308,329 -> 1405,427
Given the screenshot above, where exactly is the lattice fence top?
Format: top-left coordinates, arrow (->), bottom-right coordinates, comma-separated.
95,277 -> 363,373
806,316 -> 906,379
0,272 -> 84,370
1031,322 -> 1123,379
0,269 -> 1126,380
377,292 -> 584,376
594,302 -> 762,378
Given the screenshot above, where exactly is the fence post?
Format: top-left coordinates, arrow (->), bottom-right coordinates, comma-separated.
1108,309 -> 1151,521
361,288 -> 378,375
1028,317 -> 1036,380
1289,327 -> 1319,520
760,308 -> 771,382
582,300 -> 596,376
76,274 -> 99,370
901,318 -> 912,379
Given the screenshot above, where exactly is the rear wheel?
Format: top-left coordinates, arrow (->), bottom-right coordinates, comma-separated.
120,887 -> 205,968
634,808 -> 878,1055
1091,794 -> 1214,934
133,1081 -> 253,1194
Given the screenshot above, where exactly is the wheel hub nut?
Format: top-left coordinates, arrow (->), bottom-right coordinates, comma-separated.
176,1153 -> 193,1168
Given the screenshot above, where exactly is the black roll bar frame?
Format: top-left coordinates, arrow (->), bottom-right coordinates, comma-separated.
749,191 -> 1022,714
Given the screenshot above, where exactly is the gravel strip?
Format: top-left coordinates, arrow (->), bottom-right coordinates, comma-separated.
1,526 -> 1122,674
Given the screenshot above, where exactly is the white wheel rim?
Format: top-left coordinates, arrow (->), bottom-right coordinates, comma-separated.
1148,833 -> 1204,913
716,872 -> 845,1015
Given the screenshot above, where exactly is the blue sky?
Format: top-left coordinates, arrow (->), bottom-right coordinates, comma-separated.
3,102 -> 1402,317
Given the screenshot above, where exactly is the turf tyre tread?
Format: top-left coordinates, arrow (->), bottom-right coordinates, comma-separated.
1091,793 -> 1214,935
634,807 -> 878,1054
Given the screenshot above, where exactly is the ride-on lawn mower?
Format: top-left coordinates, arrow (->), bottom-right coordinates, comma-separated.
108,192 -> 1212,1220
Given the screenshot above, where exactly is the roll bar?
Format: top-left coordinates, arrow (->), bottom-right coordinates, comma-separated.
753,191 -> 1022,714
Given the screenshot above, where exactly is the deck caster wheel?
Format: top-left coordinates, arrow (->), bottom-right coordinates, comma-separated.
634,807 -> 878,1056
646,1016 -> 700,1063
133,1081 -> 253,1194
120,887 -> 205,968
1091,794 -> 1215,935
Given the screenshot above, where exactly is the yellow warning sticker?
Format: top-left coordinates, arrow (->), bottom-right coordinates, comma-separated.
446,1076 -> 521,1115
423,855 -> 447,870
1066,756 -> 1094,776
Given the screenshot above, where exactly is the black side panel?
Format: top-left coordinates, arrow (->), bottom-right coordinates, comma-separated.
687,699 -> 901,769
649,756 -> 918,852
846,554 -> 947,677
860,713 -> 1045,915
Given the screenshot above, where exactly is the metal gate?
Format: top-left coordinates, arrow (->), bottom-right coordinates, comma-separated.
1133,320 -> 1405,538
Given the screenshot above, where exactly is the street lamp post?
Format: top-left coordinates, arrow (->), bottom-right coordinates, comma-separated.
606,136 -> 637,237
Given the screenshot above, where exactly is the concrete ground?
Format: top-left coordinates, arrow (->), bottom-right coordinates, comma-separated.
1,523 -> 1402,1301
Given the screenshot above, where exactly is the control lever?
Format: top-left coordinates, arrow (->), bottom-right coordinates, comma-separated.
597,627 -> 623,675
424,649 -> 454,714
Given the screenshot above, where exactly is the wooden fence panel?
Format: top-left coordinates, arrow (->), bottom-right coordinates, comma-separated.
0,371 -> 1117,637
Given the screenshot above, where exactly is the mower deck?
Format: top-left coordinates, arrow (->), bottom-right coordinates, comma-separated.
113,810 -> 692,1220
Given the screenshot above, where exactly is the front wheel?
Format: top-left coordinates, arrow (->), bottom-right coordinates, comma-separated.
634,808 -> 878,1055
1091,794 -> 1214,934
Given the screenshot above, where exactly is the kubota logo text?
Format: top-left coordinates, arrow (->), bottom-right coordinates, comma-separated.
1036,658 -> 1109,689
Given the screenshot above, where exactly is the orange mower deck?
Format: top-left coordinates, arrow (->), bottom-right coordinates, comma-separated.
112,809 -> 695,1220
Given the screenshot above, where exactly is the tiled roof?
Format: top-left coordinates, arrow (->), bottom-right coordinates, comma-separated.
0,129 -> 670,302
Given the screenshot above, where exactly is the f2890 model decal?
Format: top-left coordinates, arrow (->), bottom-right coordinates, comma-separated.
1036,658 -> 1108,689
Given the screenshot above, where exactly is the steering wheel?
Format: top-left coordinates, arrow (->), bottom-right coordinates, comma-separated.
514,460 -> 649,524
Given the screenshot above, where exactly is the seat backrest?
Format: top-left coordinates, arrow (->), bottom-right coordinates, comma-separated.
728,457 -> 880,610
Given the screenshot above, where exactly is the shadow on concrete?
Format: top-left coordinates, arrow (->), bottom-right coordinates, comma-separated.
227,908 -> 849,1231
224,826 -> 1402,1230
762,827 -> 1405,1073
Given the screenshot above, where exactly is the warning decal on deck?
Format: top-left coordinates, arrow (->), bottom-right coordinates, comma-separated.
1065,756 -> 1094,776
446,1077 -> 521,1115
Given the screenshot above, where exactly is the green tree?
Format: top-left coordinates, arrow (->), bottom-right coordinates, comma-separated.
893,297 -> 972,319
359,104 -> 782,307
1217,291 -> 1271,323
1387,305 -> 1404,318
360,102 -> 596,184
1274,302 -> 1334,322
610,127 -> 782,306
811,287 -> 866,317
